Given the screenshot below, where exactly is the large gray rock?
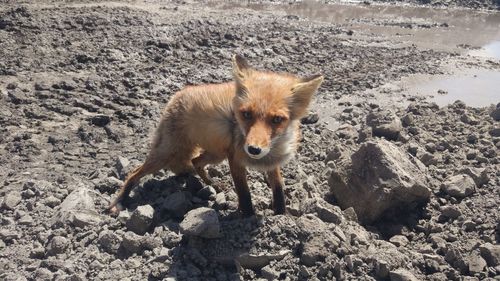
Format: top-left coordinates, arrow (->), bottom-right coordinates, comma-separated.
366,110 -> 403,141
440,174 -> 475,198
52,186 -> 101,227
179,207 -> 220,238
329,139 -> 430,223
126,205 -> 154,235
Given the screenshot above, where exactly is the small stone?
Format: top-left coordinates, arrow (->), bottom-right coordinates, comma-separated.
121,231 -> 144,255
126,205 -> 155,235
468,254 -> 487,274
301,113 -> 319,124
490,106 -> 500,121
163,192 -> 191,218
115,156 -> 130,178
366,110 -> 402,140
2,191 -> 22,210
94,177 -> 122,194
463,220 -> 476,231
441,174 -> 475,198
98,230 -> 122,254
73,210 -> 102,227
419,152 -> 438,166
261,265 -> 279,280
401,114 -> 414,127
389,235 -> 409,247
34,268 -> 54,280
179,207 -> 220,238
389,268 -> 419,281
43,195 -> 61,208
440,206 -> 462,219
479,243 -> 500,266
88,115 -> 111,127
196,186 -> 216,200
46,236 -> 68,256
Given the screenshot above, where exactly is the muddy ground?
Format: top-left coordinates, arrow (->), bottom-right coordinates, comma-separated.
0,1 -> 499,281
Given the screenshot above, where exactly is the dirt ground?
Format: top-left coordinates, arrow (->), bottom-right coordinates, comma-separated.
0,1 -> 499,281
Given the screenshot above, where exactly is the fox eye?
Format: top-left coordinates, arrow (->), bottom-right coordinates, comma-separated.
272,116 -> 284,124
242,111 -> 252,120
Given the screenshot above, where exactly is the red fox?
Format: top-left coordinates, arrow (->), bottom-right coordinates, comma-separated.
108,55 -> 323,216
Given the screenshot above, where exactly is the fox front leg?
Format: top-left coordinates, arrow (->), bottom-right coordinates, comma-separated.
265,167 -> 286,215
228,157 -> 255,217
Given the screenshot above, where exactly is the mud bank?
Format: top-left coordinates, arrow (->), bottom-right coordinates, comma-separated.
0,1 -> 499,281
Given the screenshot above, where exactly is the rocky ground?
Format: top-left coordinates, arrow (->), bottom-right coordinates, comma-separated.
0,1 -> 499,281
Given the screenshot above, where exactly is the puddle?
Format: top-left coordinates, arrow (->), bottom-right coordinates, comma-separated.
402,69 -> 500,107
210,1 -> 500,55
469,40 -> 500,59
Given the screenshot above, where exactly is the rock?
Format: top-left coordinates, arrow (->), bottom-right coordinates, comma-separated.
300,198 -> 343,224
115,156 -> 130,179
441,174 -> 475,198
94,177 -> 122,194
401,114 -> 414,127
163,191 -> 191,218
0,229 -> 20,241
460,113 -> 479,125
301,113 -> 319,124
389,269 -> 419,281
489,127 -> 500,137
366,110 -> 402,140
459,167 -> 489,187
98,230 -> 122,254
126,205 -> 155,235
490,106 -> 500,121
34,268 -> 54,280
419,152 -> 438,167
2,191 -> 22,210
52,186 -> 99,227
236,250 -> 290,270
179,207 -> 220,238
335,124 -> 358,139
196,186 -> 216,200
261,265 -> 280,280
467,254 -> 487,274
300,234 -> 340,266
121,231 -> 144,255
389,235 -> 409,247
479,243 -> 500,266
186,175 -> 204,193
440,206 -> 461,220
329,139 -> 430,223
72,210 -> 102,227
46,236 -> 68,256
88,115 -> 111,127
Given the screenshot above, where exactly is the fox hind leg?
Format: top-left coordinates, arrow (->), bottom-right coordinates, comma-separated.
108,157 -> 167,214
192,151 -> 224,185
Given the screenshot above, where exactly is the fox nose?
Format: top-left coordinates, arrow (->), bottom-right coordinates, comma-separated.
247,145 -> 262,155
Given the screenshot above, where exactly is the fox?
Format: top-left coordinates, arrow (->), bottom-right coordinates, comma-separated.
108,55 -> 324,217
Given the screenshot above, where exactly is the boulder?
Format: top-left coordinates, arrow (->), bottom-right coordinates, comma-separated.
46,236 -> 68,256
328,139 -> 430,223
179,207 -> 221,238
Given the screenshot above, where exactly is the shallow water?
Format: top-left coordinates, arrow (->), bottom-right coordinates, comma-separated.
403,69 -> 500,107
212,1 -> 500,107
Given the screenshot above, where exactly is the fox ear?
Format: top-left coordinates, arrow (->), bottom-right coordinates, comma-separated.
289,74 -> 324,118
232,54 -> 251,82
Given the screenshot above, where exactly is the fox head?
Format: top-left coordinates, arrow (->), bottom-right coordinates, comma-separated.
232,55 -> 324,160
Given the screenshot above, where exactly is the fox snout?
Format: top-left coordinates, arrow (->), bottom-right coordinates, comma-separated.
243,122 -> 271,159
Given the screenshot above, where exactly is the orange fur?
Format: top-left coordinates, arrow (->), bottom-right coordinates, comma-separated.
108,55 -> 323,216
